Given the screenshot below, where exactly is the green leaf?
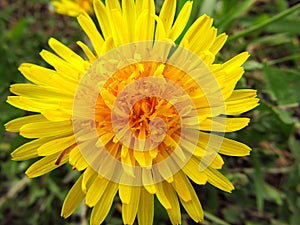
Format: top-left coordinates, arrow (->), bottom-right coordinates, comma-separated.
263,183 -> 285,206
290,207 -> 300,225
265,18 -> 300,35
263,66 -> 300,105
244,60 -> 263,71
288,136 -> 300,163
271,108 -> 294,125
246,222 -> 266,225
222,205 -> 242,224
5,19 -> 29,40
251,151 -> 265,212
249,103 -> 294,143
251,33 -> 292,46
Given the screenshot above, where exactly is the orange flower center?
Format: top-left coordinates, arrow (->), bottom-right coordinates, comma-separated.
128,97 -> 180,140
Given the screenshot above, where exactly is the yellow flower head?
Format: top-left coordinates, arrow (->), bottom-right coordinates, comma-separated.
52,0 -> 94,16
6,0 -> 259,224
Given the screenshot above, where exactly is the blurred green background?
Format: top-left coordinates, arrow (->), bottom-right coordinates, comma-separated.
0,0 -> 299,224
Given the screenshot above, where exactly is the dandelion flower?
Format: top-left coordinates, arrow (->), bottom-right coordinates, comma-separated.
6,0 -> 259,224
52,0 -> 93,16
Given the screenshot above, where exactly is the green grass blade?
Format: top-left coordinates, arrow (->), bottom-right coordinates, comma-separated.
217,0 -> 255,33
204,211 -> 231,225
199,0 -> 217,17
228,3 -> 300,42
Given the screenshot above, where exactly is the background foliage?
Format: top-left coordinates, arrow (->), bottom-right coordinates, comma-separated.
0,0 -> 299,224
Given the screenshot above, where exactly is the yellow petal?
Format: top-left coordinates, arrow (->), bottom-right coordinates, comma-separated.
178,179 -> 204,223
100,36 -> 115,55
172,171 -> 192,202
198,49 -> 216,65
37,135 -> 75,156
18,63 -> 77,93
48,38 -> 86,67
222,52 -> 250,72
180,15 -> 213,50
134,150 -> 153,167
77,12 -> 104,56
156,182 -> 181,224
100,88 -> 116,109
10,83 -> 72,100
156,155 -> 174,183
20,120 -> 73,138
226,89 -> 259,115
226,98 -> 259,115
208,154 -> 224,169
93,0 -> 111,39
122,0 -> 136,42
86,176 -> 110,207
41,108 -> 71,121
194,27 -> 217,54
69,146 -> 88,171
90,181 -> 118,225
97,133 -> 114,147
163,134 -> 186,161
219,139 -> 251,156
135,0 -> 155,40
205,167 -> 234,192
61,174 -> 84,218
25,152 -> 68,178
137,187 -> 154,225
122,186 -> 141,225
18,63 -> 57,86
209,33 -> 228,55
154,181 -> 171,209
227,89 -> 257,101
200,117 -> 250,132
154,14 -> 167,40
119,184 -> 132,204
198,131 -> 251,156
221,68 -> 246,99
11,137 -> 54,161
159,0 -> 176,35
76,41 -> 97,62
182,157 -> 208,185
82,167 -> 97,193
40,50 -> 85,79
178,134 -> 205,157
169,1 -> 193,41
107,7 -> 128,45
7,96 -> 57,113
142,169 -> 156,194
121,145 -> 136,177
105,0 -> 121,11
136,0 -> 155,16
5,114 -> 46,132
52,0 -> 85,17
